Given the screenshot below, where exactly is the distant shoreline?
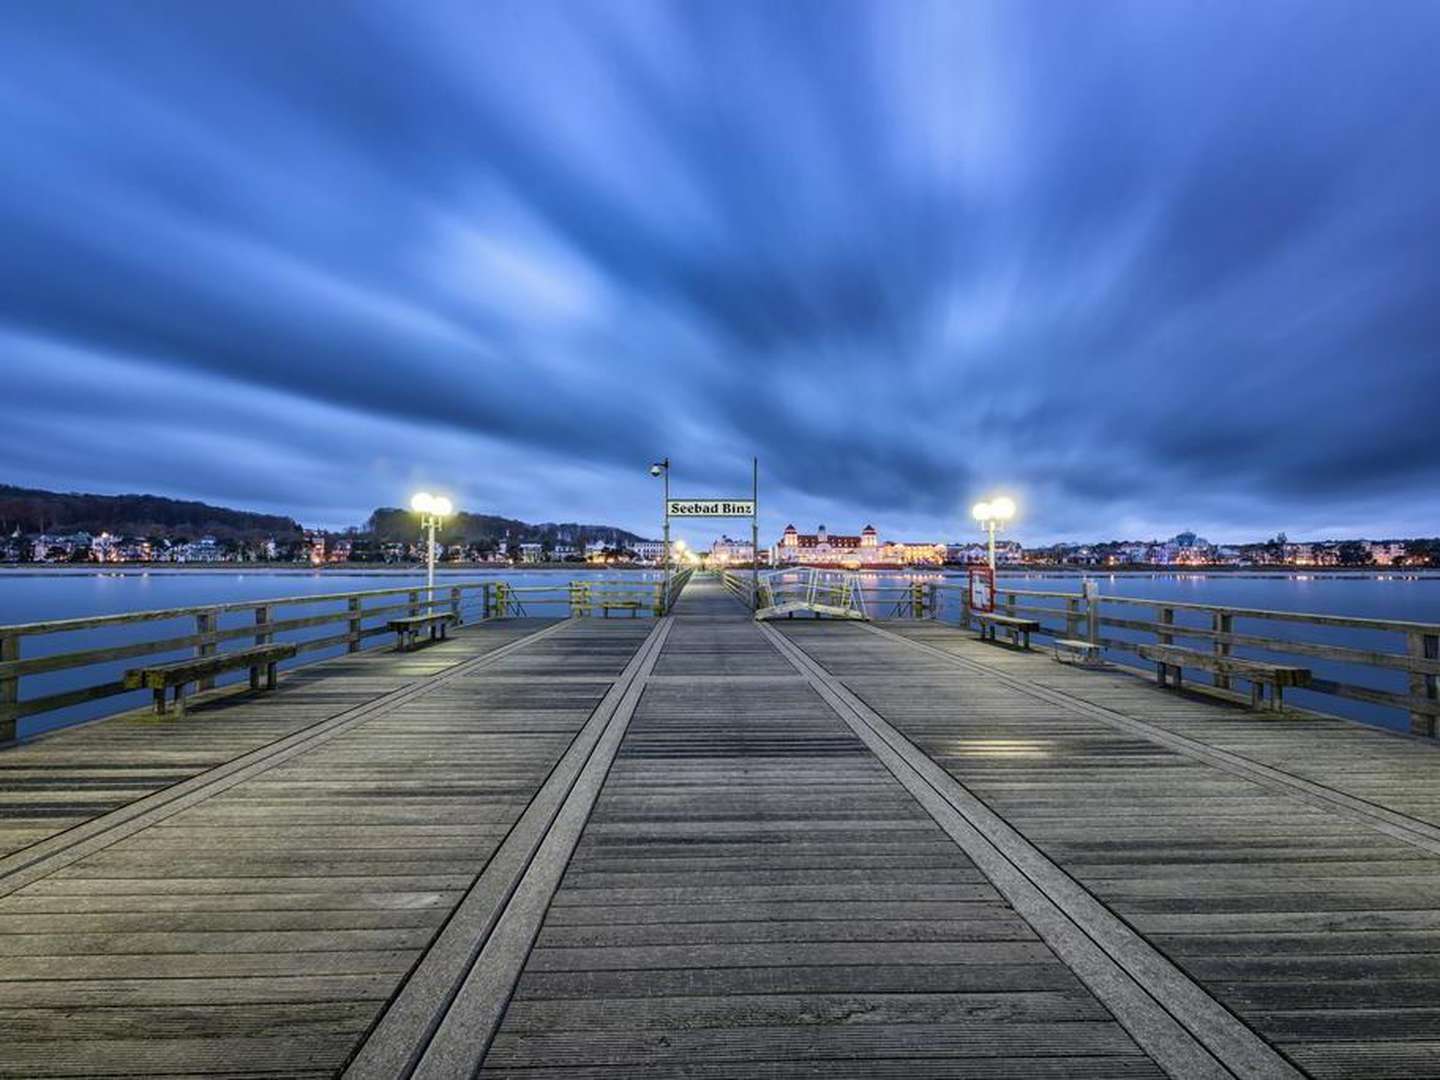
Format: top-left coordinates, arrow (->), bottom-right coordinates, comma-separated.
0,562 -> 648,574
2,563 -> 1436,580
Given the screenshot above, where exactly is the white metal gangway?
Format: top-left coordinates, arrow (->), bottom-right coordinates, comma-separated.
753,567 -> 869,621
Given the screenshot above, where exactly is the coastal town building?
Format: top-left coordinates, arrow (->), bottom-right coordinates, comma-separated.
773,525 -> 954,568
3,522 -> 1433,570
1369,541 -> 1407,566
947,541 -> 1022,565
632,541 -> 666,564
709,536 -> 756,565
773,524 -> 876,566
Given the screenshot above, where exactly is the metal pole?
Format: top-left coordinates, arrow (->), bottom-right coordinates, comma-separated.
426,516 -> 436,595
987,520 -> 997,570
662,462 -> 670,612
751,456 -> 759,612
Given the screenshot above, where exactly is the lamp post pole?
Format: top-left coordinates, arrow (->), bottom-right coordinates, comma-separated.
411,493 -> 452,605
751,457 -> 759,612
986,519 -> 997,571
663,464 -> 670,607
651,459 -> 671,612
425,515 -> 438,593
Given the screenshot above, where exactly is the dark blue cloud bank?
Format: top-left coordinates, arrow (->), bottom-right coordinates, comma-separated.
2,1 -> 1438,543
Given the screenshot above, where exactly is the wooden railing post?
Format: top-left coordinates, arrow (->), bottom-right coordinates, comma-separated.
911,581 -> 923,619
1085,583 -> 1100,645
346,597 -> 361,652
1408,631 -> 1439,737
450,586 -> 462,625
195,609 -> 218,690
1065,597 -> 1080,639
1214,612 -> 1232,690
0,633 -> 18,743
408,590 -> 420,618
1159,607 -> 1175,646
961,585 -> 972,630
255,605 -> 272,647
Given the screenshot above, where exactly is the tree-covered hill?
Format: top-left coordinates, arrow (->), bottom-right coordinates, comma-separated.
0,485 -> 304,541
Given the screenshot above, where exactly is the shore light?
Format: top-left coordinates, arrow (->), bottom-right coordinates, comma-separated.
973,496 -> 1017,570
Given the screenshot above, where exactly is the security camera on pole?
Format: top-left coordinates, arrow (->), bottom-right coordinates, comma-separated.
650,459 -> 670,607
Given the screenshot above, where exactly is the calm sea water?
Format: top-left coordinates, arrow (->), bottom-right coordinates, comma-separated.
3,568 -> 1438,738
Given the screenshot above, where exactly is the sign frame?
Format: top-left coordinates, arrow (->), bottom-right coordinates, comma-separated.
666,498 -> 756,518
968,564 -> 996,614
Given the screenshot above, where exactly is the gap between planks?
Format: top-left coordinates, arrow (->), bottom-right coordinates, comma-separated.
344,617 -> 674,1080
760,620 -> 1302,1080
857,621 -> 1440,859
0,620 -> 576,899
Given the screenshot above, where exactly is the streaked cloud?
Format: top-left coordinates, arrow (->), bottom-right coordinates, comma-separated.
1,0 -> 1437,544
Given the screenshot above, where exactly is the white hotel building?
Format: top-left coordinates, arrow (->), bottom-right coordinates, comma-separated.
772,524 -> 946,568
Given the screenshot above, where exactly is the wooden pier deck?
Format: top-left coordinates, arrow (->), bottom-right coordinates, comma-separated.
3,578 -> 1440,1078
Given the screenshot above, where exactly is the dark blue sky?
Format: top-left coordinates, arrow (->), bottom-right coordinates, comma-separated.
2,1 -> 1438,545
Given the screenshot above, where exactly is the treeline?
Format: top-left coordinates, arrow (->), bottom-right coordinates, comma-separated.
0,485 -> 304,542
362,508 -> 646,548
0,484 -> 653,551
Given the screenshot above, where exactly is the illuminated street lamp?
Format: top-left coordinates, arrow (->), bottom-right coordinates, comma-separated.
972,496 -> 1016,570
650,459 -> 670,605
410,492 -> 453,595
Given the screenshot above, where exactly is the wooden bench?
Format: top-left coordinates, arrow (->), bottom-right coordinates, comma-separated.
123,642 -> 298,717
1053,638 -> 1104,666
1137,643 -> 1310,711
975,612 -> 1041,649
389,612 -> 458,651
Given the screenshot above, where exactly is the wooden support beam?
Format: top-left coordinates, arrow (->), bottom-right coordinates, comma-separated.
194,609 -> 218,691
1409,631 -> 1439,737
0,633 -> 16,743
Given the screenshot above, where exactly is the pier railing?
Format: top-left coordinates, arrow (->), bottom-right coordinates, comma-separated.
487,571 -> 689,618
0,574 -> 680,740
919,581 -> 1440,737
720,569 -> 756,607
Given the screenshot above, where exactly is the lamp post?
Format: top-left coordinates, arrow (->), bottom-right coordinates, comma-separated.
650,459 -> 670,608
410,492 -> 453,596
971,496 -> 1016,570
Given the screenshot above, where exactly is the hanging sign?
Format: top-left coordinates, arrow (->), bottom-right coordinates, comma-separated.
667,498 -> 756,518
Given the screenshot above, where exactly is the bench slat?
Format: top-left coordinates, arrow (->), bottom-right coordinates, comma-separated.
388,613 -> 457,629
1137,644 -> 1310,686
122,644 -> 297,690
975,613 -> 1042,630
